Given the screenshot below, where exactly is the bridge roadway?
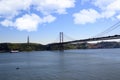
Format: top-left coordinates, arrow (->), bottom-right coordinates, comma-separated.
49,35 -> 120,45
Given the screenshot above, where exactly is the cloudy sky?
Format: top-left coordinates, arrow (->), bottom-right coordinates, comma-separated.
0,0 -> 120,44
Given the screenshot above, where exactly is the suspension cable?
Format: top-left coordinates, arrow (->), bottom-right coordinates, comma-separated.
94,21 -> 120,37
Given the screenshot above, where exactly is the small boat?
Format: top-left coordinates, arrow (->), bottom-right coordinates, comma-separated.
16,67 -> 20,70
10,50 -> 19,53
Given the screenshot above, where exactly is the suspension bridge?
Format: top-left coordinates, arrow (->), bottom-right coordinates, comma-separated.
48,21 -> 120,51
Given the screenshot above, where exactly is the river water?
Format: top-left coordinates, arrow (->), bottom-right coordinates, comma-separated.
0,49 -> 120,80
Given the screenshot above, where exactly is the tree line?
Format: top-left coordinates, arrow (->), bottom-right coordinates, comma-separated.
0,41 -> 120,52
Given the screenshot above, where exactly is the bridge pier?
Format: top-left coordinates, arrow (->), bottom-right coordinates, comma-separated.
59,32 -> 64,51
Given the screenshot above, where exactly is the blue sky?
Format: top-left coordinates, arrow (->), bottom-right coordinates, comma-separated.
0,0 -> 120,44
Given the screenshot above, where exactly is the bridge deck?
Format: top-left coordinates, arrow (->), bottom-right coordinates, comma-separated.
49,35 -> 120,45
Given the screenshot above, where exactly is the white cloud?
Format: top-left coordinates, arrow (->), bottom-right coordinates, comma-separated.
92,0 -> 120,11
32,0 -> 75,14
92,0 -> 120,19
101,11 -> 115,19
14,14 -> 41,32
0,19 -> 13,27
106,0 -> 120,11
99,0 -> 120,19
0,14 -> 56,31
92,0 -> 114,10
116,15 -> 120,20
73,0 -> 120,24
0,0 -> 75,31
43,15 -> 56,23
14,14 -> 56,31
0,0 -> 75,17
0,0 -> 32,18
73,9 -> 101,24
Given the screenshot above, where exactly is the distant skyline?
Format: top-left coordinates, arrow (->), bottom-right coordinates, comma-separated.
0,0 -> 120,44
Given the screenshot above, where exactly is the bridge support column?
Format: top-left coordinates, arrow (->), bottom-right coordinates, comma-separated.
59,32 -> 64,51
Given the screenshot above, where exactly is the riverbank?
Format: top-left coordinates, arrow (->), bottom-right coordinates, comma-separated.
0,41 -> 120,52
